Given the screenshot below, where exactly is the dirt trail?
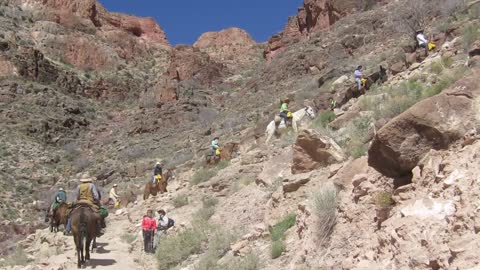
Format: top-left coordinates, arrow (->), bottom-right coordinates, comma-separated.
37,214 -> 156,270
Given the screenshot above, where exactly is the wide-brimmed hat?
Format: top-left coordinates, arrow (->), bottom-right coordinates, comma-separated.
284,97 -> 290,103
416,29 -> 424,33
113,184 -> 118,187
80,177 -> 93,183
59,187 -> 64,191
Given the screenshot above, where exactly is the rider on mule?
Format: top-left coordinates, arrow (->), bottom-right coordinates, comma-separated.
152,162 -> 163,185
109,184 -> 120,206
278,98 -> 292,128
49,187 -> 67,216
211,137 -> 220,158
66,176 -> 106,236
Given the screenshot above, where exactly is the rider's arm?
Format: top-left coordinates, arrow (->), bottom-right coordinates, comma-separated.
91,184 -> 99,202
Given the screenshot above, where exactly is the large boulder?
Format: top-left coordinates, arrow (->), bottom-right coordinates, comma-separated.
368,71 -> 480,177
292,129 -> 344,174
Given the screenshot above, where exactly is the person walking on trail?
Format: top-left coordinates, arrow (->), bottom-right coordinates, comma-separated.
211,137 -> 220,158
109,184 -> 120,206
152,162 -> 162,184
49,187 -> 67,216
157,209 -> 174,231
142,210 -> 157,253
354,66 -> 364,90
279,98 -> 291,127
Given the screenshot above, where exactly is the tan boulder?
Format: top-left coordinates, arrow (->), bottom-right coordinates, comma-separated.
292,129 -> 344,174
368,71 -> 480,177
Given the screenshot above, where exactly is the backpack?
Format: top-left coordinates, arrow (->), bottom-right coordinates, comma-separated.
167,218 -> 175,228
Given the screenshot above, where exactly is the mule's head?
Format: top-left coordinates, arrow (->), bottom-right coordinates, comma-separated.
305,106 -> 316,119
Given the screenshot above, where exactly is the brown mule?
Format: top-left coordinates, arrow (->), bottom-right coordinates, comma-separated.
143,169 -> 175,200
70,205 -> 99,268
49,202 -> 70,233
205,142 -> 240,166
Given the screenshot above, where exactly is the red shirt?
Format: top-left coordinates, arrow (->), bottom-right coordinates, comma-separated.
141,216 -> 157,231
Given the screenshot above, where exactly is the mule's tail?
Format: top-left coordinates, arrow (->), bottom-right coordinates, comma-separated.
79,209 -> 88,254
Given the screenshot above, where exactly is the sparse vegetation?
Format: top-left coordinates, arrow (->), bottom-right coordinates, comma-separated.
0,248 -> 30,267
157,226 -> 208,270
462,22 -> 480,50
270,213 -> 296,259
374,192 -> 394,209
120,233 -> 137,244
319,111 -> 336,127
312,185 -> 337,245
173,194 -> 189,208
191,161 -> 231,185
217,253 -> 260,270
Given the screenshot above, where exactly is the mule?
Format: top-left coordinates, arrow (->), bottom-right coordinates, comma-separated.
205,142 -> 240,165
101,190 -> 136,209
143,170 -> 175,200
265,106 -> 316,144
49,202 -> 69,233
70,205 -> 98,268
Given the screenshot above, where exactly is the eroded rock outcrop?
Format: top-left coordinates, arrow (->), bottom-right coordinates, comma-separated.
194,27 -> 259,70
368,70 -> 480,177
292,129 -> 344,174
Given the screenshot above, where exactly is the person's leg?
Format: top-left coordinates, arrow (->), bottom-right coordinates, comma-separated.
65,218 -> 72,234
357,79 -> 362,90
143,230 -> 148,252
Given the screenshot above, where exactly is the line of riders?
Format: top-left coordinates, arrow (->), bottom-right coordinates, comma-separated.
47,162 -> 173,239
46,28 -> 437,254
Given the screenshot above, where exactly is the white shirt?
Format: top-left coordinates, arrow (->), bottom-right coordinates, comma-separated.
416,33 -> 427,45
159,215 -> 168,227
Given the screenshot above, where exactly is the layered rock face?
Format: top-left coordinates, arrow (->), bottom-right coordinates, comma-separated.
167,45 -> 226,84
264,0 -> 386,61
21,0 -> 169,46
194,27 -> 259,70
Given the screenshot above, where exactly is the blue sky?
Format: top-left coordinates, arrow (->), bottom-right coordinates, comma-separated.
98,0 -> 302,45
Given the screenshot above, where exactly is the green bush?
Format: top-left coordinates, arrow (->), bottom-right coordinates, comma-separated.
312,185 -> 337,244
319,111 -> 336,127
270,213 -> 296,259
173,194 -> 189,208
271,213 -> 296,241
156,227 -> 208,270
271,240 -> 285,259
202,195 -> 219,208
375,192 -> 394,208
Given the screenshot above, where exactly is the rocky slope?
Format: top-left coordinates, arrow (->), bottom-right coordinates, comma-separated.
1,0 -> 480,269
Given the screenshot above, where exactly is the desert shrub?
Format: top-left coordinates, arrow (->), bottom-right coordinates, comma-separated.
312,185 -> 337,244
469,3 -> 480,19
442,56 -> 454,68
0,248 -> 30,267
270,213 -> 296,259
120,233 -> 136,244
343,116 -> 373,158
374,192 -> 394,208
173,194 -> 189,208
196,229 -> 238,270
157,227 -> 208,270
462,23 -> 480,50
430,60 -> 444,75
201,195 -> 219,208
238,175 -> 255,187
271,240 -> 286,259
271,213 -> 296,241
390,0 -> 435,37
218,253 -> 260,270
191,168 -> 218,185
319,111 -> 336,127
191,160 -> 230,185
